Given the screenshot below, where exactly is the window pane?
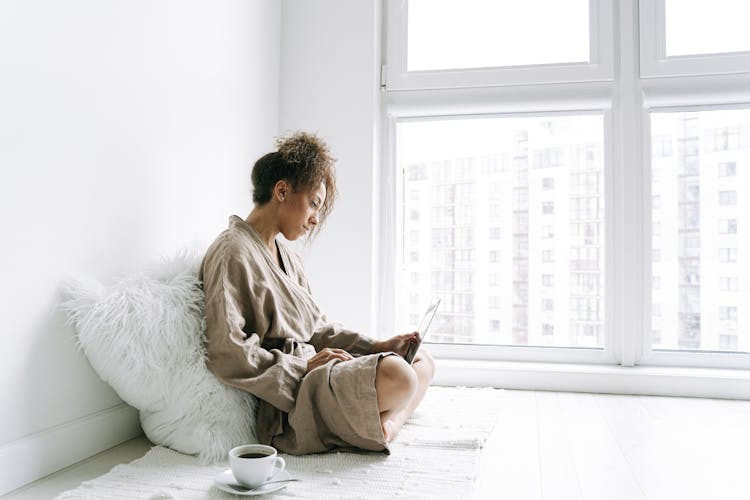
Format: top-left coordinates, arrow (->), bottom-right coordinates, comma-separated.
650,108 -> 750,353
407,0 -> 589,71
665,0 -> 750,57
398,114 -> 604,348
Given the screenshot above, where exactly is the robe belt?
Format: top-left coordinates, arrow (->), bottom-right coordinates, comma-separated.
262,337 -> 310,351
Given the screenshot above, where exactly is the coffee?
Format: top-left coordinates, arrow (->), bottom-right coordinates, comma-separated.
229,444 -> 286,488
238,452 -> 271,459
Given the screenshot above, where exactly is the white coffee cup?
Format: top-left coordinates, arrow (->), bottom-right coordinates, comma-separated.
229,444 -> 286,488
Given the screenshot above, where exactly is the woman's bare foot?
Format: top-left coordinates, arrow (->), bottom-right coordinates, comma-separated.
381,409 -> 409,442
382,419 -> 396,442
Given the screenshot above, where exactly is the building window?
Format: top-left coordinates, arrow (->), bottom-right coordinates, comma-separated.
652,276 -> 661,289
652,304 -> 662,318
542,274 -> 554,287
718,162 -> 737,177
720,277 -> 739,291
542,177 -> 555,190
542,299 -> 554,312
719,247 -> 738,262
542,201 -> 555,214
542,323 -> 554,336
719,191 -> 737,206
720,335 -> 738,350
719,306 -> 738,321
719,219 -> 738,234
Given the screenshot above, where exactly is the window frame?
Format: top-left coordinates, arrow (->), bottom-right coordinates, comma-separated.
640,0 -> 750,79
379,0 -> 750,370
385,109 -> 617,366
384,0 -> 614,91
640,102 -> 750,370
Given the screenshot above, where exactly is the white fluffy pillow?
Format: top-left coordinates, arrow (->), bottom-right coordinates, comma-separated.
60,249 -> 258,463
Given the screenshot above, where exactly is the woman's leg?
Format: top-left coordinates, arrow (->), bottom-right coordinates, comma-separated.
375,350 -> 436,441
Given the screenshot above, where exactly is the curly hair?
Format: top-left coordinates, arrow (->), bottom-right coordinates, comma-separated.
251,131 -> 338,229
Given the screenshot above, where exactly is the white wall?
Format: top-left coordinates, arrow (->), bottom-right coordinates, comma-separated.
279,0 -> 382,336
0,0 -> 281,493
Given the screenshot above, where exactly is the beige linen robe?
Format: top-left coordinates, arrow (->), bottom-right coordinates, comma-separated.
200,215 -> 387,454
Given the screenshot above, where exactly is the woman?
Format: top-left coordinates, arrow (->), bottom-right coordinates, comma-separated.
200,131 -> 435,454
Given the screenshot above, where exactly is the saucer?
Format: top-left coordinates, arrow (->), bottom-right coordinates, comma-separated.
213,469 -> 292,496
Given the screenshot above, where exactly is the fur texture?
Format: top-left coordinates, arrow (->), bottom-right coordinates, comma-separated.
59,249 -> 258,463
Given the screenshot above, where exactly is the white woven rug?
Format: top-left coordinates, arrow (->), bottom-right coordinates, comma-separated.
57,387 -> 502,500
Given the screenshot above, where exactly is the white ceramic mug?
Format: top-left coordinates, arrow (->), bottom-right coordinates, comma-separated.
229,444 -> 286,488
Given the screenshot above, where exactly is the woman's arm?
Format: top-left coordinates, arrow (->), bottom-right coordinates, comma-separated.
202,249 -> 307,413
308,323 -> 377,355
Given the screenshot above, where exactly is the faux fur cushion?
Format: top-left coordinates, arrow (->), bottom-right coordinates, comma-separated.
60,250 -> 258,463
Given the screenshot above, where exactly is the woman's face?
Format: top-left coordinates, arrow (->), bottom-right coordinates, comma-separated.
279,181 -> 327,241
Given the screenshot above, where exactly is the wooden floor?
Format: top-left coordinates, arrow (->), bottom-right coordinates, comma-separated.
5,390 -> 750,499
475,390 -> 750,500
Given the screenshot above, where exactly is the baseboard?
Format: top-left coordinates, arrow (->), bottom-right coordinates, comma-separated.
433,358 -> 750,400
0,403 -> 141,496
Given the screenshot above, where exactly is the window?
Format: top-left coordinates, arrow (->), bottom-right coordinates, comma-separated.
406,0 -> 589,72
720,277 -> 739,292
651,108 -> 749,358
719,219 -> 737,234
652,276 -> 661,290
664,0 -> 750,57
718,162 -> 736,177
719,191 -> 737,206
397,115 -> 602,349
719,306 -> 738,322
387,0 -> 750,368
720,335 -> 738,351
719,248 -> 738,263
641,0 -> 750,77
387,0 -> 612,90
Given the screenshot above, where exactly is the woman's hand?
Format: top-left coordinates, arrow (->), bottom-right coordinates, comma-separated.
372,332 -> 419,357
306,348 -> 354,374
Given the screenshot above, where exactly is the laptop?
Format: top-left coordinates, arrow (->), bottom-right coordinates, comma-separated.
403,297 -> 441,364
